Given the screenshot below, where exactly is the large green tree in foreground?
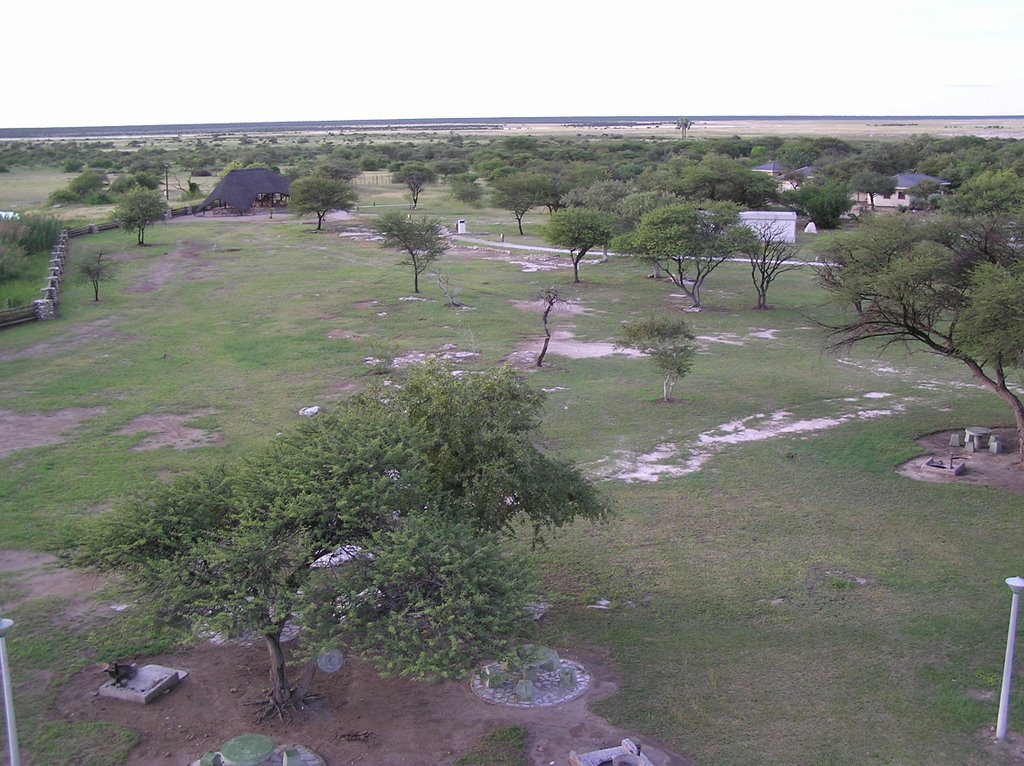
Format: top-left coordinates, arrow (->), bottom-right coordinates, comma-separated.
818,212 -> 1024,461
77,364 -> 606,718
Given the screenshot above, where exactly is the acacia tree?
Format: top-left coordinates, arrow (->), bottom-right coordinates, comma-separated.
544,208 -> 616,283
359,361 -> 610,541
372,210 -> 449,293
491,173 -> 545,235
115,187 -> 165,245
616,316 -> 696,402
77,251 -> 117,301
741,221 -> 803,310
76,406 -> 434,719
289,173 -> 358,230
676,118 -> 694,138
818,212 -> 1024,461
77,363 -> 606,718
615,201 -> 758,308
785,182 -> 853,229
393,163 -> 436,209
851,171 -> 896,209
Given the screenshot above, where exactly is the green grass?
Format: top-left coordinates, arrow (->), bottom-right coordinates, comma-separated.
2,182 -> 1023,765
453,726 -> 529,766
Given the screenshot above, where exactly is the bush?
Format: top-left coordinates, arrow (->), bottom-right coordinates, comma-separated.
109,175 -> 140,194
15,216 -> 62,254
0,240 -> 25,282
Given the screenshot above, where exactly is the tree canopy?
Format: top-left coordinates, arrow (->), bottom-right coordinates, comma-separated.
288,173 -> 358,230
115,187 -> 165,245
784,182 -> 853,228
544,208 -> 616,283
371,210 -> 449,293
817,212 -> 1024,461
77,364 -> 607,716
491,173 -> 546,235
615,201 -> 757,308
393,163 -> 437,209
616,316 -> 697,402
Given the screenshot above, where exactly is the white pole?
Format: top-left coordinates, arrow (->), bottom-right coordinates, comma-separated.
0,618 -> 20,766
997,577 -> 1024,741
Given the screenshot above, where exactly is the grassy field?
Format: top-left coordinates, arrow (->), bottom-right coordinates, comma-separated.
1,179 -> 1022,765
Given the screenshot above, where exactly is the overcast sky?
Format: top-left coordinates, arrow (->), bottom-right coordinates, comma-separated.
4,0 -> 1020,128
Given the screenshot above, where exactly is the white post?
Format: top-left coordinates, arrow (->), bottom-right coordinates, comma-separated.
997,577 -> 1024,741
0,618 -> 20,766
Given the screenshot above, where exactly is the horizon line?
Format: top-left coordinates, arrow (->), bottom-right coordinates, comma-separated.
2,114 -> 1022,135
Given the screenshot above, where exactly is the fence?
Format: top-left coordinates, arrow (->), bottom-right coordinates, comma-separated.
0,230 -> 67,328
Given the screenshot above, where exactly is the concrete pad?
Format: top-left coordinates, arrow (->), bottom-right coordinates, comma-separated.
98,664 -> 188,704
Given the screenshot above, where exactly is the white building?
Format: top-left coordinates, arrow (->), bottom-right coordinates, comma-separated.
738,211 -> 797,243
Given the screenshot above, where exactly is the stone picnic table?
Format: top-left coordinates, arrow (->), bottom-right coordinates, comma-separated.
965,426 -> 993,451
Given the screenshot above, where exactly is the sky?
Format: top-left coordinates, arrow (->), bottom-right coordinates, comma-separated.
3,0 -> 1021,128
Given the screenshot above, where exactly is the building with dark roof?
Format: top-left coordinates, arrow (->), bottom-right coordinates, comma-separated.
196,168 -> 291,215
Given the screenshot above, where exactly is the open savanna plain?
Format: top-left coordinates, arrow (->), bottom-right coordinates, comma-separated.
2,178 -> 1024,766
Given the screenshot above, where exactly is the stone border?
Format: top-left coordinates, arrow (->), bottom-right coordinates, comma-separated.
470,658 -> 591,708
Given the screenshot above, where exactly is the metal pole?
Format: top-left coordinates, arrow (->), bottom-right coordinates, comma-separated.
997,577 -> 1024,741
0,618 -> 20,766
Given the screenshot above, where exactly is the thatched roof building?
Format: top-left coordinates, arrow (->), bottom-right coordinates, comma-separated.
197,168 -> 291,215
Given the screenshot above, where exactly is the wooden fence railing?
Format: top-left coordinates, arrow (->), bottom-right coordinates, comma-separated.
0,304 -> 37,329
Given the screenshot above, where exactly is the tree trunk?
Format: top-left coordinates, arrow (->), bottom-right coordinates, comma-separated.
964,357 -> 1024,464
995,384 -> 1024,464
265,633 -> 292,707
293,662 -> 317,703
516,215 -> 524,236
537,333 -> 550,367
663,373 -> 674,402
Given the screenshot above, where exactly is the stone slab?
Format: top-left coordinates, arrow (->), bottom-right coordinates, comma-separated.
569,738 -> 654,766
98,664 -> 188,704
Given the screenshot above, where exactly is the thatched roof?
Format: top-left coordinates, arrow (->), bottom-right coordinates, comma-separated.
197,168 -> 291,213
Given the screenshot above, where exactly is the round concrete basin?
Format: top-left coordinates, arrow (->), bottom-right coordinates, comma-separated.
220,733 -> 274,766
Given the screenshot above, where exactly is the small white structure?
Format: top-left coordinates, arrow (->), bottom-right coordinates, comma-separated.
739,211 -> 797,243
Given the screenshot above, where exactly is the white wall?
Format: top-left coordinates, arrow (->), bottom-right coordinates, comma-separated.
739,211 -> 797,243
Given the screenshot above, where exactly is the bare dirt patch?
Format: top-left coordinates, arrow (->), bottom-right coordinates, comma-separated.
113,409 -> 223,451
125,240 -> 220,293
896,428 -> 1024,495
0,316 -> 134,362
55,640 -> 690,766
0,550 -> 107,612
0,407 -> 107,458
